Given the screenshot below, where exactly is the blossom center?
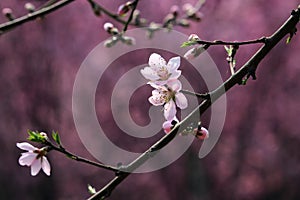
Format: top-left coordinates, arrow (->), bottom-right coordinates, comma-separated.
33,149 -> 47,159
156,66 -> 170,80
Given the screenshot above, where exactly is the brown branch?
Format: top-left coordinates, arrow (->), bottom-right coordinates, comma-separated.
88,5 -> 300,200
45,140 -> 119,173
181,89 -> 210,99
196,37 -> 267,46
0,0 -> 75,35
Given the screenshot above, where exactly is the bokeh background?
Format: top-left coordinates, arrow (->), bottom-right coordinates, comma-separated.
1,0 -> 300,199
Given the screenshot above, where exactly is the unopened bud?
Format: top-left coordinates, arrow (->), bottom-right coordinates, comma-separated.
170,5 -> 179,17
188,34 -> 200,41
117,1 -> 133,16
182,3 -> 193,12
104,22 -> 119,35
25,2 -> 35,13
194,126 -> 209,140
40,132 -> 49,140
2,8 -> 14,20
163,118 -> 179,134
103,22 -> 114,31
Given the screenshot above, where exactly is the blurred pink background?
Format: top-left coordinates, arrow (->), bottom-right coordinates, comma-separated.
1,0 -> 300,199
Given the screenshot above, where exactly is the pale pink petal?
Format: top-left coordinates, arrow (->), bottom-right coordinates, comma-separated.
151,89 -> 160,96
18,152 -> 36,166
148,53 -> 166,69
148,82 -> 166,90
175,92 -> 188,109
167,79 -> 182,92
148,94 -> 164,106
30,159 -> 42,176
17,142 -> 37,151
41,157 -> 51,176
184,48 -> 196,60
152,80 -> 168,86
140,67 -> 160,80
164,100 -> 177,120
169,70 -> 181,80
167,56 -> 180,71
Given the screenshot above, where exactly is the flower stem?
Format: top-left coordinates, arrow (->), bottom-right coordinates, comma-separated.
46,141 -> 119,172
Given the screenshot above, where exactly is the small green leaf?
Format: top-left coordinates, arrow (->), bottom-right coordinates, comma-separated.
286,36 -> 291,44
232,59 -> 236,67
224,45 -> 232,55
181,40 -> 198,47
27,130 -> 47,143
52,131 -> 61,145
87,184 -> 96,194
241,77 -> 248,85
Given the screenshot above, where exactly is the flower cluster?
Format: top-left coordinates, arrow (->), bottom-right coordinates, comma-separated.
141,53 -> 188,133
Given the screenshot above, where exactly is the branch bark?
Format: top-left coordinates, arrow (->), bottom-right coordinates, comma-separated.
88,5 -> 300,200
0,0 -> 75,34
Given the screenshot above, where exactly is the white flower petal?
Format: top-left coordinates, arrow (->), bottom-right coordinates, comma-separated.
140,67 -> 160,80
164,101 -> 177,120
167,79 -> 182,92
42,157 -> 51,176
169,70 -> 181,80
30,159 -> 42,176
175,92 -> 188,109
19,152 -> 36,166
151,89 -> 160,96
152,80 -> 168,86
148,53 -> 166,69
184,48 -> 196,60
17,142 -> 37,151
167,56 -> 180,71
148,95 -> 164,106
148,82 -> 166,90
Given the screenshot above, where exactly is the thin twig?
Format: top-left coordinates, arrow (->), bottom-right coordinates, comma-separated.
181,89 -> 210,99
46,141 -> 119,172
196,37 -> 267,46
122,0 -> 140,32
0,0 -> 75,35
86,0 -> 129,25
88,6 -> 300,200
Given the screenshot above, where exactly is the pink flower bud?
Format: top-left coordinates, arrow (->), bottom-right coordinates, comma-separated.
182,3 -> 193,12
103,22 -> 114,31
163,117 -> 179,134
194,127 -> 209,140
117,1 -> 133,16
2,7 -> 14,20
170,5 -> 179,16
25,3 -> 35,13
2,8 -> 12,15
188,34 -> 200,41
